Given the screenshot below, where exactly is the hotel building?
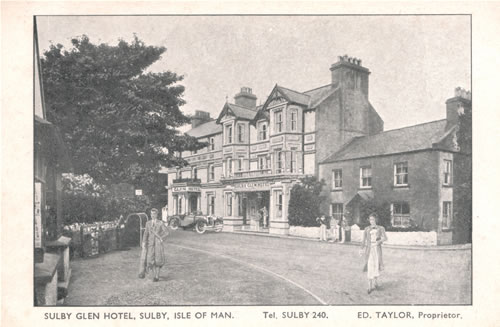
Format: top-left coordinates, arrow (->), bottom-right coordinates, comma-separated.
166,55 -> 384,234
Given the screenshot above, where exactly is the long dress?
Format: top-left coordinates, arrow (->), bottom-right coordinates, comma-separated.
367,229 -> 380,279
143,220 -> 169,268
361,225 -> 387,275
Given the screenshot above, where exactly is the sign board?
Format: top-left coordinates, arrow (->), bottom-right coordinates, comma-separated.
135,189 -> 143,196
233,181 -> 272,192
34,182 -> 42,248
172,186 -> 201,193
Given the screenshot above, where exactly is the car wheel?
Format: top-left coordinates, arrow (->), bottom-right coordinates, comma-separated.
169,218 -> 180,230
195,220 -> 207,234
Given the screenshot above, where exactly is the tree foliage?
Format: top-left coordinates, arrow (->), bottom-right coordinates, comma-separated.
61,174 -> 152,224
288,176 -> 327,227
42,35 -> 204,185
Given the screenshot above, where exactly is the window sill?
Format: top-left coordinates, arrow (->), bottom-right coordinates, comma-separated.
441,228 -> 453,232
393,184 -> 410,189
359,187 -> 372,190
331,188 -> 343,192
442,184 -> 453,188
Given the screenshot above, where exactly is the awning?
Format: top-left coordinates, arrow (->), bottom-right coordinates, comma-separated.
346,191 -> 374,206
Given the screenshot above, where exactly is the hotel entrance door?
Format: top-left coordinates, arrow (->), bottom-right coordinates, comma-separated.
189,194 -> 199,214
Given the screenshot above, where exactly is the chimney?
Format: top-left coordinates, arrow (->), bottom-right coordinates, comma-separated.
234,87 -> 257,109
446,87 -> 471,129
330,55 -> 370,98
191,110 -> 211,128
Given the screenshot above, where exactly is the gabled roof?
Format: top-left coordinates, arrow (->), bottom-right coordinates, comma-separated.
303,84 -> 338,108
276,85 -> 310,106
321,119 -> 454,163
216,102 -> 259,123
262,84 -> 340,111
185,120 -> 222,138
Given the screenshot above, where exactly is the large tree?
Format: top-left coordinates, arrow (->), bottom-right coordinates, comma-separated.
41,35 -> 204,185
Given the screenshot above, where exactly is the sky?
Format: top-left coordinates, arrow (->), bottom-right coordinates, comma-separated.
36,15 -> 471,131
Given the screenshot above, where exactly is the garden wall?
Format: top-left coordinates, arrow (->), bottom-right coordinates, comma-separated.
289,225 -> 438,246
349,225 -> 437,246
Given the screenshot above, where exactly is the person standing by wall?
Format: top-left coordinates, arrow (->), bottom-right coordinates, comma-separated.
360,213 -> 387,294
316,215 -> 328,242
139,208 -> 169,282
329,216 -> 339,243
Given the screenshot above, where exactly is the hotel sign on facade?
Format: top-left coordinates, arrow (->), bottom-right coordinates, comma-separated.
232,181 -> 272,192
172,186 -> 201,193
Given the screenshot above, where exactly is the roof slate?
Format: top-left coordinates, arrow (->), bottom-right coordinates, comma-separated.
276,85 -> 310,106
227,103 -> 259,120
321,119 -> 451,163
185,120 -> 222,138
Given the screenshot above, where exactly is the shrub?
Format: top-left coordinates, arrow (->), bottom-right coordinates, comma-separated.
288,176 -> 327,227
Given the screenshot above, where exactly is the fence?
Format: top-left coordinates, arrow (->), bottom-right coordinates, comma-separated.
63,220 -> 123,258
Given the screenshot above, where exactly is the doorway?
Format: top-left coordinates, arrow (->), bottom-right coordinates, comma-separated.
189,194 -> 198,214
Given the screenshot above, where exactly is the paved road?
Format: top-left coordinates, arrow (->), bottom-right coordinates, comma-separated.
65,230 -> 471,305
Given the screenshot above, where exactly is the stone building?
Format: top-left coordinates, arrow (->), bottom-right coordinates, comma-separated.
318,87 -> 471,245
166,55 -> 383,234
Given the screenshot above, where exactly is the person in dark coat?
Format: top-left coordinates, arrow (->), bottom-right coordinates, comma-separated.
139,208 -> 169,282
360,213 -> 387,294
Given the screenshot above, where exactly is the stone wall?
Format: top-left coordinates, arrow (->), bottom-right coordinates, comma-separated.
290,224 -> 439,246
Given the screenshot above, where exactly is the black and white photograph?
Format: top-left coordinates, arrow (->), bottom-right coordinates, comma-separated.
31,14 -> 473,307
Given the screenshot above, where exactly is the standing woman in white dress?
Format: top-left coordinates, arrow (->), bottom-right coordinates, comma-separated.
360,213 -> 387,294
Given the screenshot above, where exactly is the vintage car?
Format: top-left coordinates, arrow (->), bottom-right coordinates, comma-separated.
168,212 -> 223,234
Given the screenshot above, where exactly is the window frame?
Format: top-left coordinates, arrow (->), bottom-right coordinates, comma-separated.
258,122 -> 268,140
332,169 -> 343,189
442,201 -> 452,229
275,150 -> 284,173
192,167 -> 198,180
258,155 -> 267,170
290,109 -> 298,131
209,137 -> 215,151
237,123 -> 245,143
360,166 -> 372,188
394,162 -> 409,186
207,194 -> 215,215
331,203 -> 343,221
275,190 -> 283,218
227,158 -> 233,176
391,202 -> 411,228
226,193 -> 232,216
274,110 -> 283,133
225,125 -> 233,144
443,160 -> 453,186
208,164 -> 215,181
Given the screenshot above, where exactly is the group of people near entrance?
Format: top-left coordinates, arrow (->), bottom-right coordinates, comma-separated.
317,213 -> 387,294
137,208 -> 387,295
